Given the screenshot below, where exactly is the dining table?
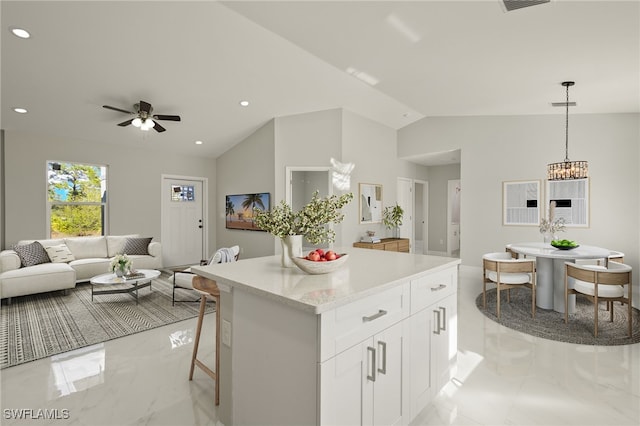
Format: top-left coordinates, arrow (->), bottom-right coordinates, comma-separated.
507,242 -> 612,314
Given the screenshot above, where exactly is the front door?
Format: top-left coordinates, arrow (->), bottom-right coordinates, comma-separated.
161,176 -> 206,267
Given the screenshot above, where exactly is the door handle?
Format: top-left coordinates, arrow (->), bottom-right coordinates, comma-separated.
367,346 -> 376,382
377,341 -> 387,375
439,306 -> 447,331
433,309 -> 441,335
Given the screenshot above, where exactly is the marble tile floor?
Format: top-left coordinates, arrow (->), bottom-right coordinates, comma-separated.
1,268 -> 639,426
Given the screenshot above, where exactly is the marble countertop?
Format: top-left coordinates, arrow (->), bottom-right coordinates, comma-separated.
192,248 -> 460,314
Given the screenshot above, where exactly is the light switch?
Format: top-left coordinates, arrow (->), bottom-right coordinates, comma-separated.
222,319 -> 231,347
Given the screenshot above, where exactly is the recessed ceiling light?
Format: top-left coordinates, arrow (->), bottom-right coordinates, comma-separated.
10,27 -> 30,39
13,107 -> 28,114
195,140 -> 203,145
239,100 -> 250,107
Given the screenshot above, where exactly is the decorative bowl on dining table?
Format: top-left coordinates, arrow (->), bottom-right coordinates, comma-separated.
551,239 -> 579,250
291,250 -> 349,275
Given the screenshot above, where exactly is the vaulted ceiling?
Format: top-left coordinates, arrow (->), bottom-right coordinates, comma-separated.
2,1 -> 638,161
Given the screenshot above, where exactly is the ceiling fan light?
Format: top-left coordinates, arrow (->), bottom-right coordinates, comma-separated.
144,118 -> 155,128
132,117 -> 142,127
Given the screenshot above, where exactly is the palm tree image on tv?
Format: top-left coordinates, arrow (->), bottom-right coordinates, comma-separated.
225,193 -> 270,231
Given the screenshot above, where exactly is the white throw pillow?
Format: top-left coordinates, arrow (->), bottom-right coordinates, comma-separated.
45,244 -> 76,263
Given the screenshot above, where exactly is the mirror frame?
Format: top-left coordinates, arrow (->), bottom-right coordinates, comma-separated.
359,183 -> 383,224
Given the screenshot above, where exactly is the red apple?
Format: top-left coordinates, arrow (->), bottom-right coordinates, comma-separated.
325,250 -> 337,261
315,248 -> 325,257
307,251 -> 321,261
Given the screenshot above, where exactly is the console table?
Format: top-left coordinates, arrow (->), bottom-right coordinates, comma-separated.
353,237 -> 410,252
192,248 -> 460,425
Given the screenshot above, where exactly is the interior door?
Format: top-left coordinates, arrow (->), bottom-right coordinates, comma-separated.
161,177 -> 205,267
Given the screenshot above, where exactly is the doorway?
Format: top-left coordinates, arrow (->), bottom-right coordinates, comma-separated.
286,166 -> 332,249
447,179 -> 461,257
161,175 -> 207,267
414,180 -> 428,254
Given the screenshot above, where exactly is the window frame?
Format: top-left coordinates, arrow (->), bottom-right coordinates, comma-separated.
46,160 -> 109,238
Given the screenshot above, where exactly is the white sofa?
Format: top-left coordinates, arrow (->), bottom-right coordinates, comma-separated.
0,235 -> 162,301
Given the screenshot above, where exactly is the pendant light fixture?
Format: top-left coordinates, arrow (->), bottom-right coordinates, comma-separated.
547,81 -> 588,180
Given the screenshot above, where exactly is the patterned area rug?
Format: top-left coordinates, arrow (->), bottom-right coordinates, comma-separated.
0,273 -> 213,369
476,288 -> 640,345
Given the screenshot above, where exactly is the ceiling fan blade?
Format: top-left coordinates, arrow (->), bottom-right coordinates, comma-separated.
153,114 -> 181,122
139,100 -> 152,114
103,105 -> 134,114
152,120 -> 166,132
117,119 -> 133,127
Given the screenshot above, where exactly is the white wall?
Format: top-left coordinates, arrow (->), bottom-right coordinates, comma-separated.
2,130 -> 217,251
398,113 -> 640,306
216,120 -> 276,259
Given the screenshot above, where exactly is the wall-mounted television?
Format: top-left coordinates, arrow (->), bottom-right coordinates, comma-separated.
225,192 -> 270,231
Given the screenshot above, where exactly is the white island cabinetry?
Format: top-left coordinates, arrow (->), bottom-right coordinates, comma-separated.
192,249 -> 459,426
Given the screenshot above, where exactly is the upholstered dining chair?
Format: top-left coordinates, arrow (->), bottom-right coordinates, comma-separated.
483,252 -> 536,319
172,245 -> 240,305
564,261 -> 633,337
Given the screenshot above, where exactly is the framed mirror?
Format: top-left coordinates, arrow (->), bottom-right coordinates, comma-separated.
359,183 -> 383,224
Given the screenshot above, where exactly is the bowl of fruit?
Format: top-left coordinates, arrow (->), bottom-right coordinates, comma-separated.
550,239 -> 579,250
291,249 -> 349,275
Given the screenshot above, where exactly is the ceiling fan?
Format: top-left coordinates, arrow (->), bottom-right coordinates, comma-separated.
102,100 -> 181,133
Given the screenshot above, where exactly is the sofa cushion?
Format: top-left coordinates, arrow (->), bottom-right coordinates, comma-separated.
107,234 -> 139,257
44,244 -> 76,263
122,237 -> 153,255
12,241 -> 51,267
64,237 -> 108,259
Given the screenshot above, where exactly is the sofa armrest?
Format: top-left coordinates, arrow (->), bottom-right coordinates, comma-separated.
148,241 -> 162,258
0,250 -> 21,273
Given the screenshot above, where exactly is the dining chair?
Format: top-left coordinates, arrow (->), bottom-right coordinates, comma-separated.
564,261 -> 632,337
483,252 -> 536,319
172,245 -> 240,304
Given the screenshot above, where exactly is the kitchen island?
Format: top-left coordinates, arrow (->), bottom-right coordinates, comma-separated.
192,248 -> 460,426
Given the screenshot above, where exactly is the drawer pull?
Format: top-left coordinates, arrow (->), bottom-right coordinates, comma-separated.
430,284 -> 447,292
362,309 -> 387,322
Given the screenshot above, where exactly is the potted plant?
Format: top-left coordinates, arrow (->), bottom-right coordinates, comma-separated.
383,204 -> 404,238
254,191 -> 353,267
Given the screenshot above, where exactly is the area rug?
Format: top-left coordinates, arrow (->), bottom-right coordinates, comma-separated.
476,288 -> 640,345
0,273 -> 214,369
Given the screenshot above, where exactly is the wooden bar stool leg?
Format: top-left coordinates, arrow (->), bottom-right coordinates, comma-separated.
190,294 -> 208,380
190,276 -> 221,406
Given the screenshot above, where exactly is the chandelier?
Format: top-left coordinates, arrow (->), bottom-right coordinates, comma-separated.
546,81 -> 588,180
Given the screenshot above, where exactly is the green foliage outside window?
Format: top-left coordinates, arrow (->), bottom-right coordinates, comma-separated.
48,162 -> 107,238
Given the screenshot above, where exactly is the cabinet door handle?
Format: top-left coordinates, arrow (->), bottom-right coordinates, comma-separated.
367,346 -> 376,382
362,309 -> 387,322
430,284 -> 447,292
377,341 -> 387,375
433,309 -> 441,335
439,306 -> 447,331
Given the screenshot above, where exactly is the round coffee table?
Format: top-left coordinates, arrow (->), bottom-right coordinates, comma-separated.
89,269 -> 161,304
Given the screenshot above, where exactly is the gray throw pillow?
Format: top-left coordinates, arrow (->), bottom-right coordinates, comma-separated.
122,237 -> 152,255
13,241 -> 51,267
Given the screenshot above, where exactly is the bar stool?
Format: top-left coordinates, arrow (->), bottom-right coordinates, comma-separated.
190,275 -> 220,406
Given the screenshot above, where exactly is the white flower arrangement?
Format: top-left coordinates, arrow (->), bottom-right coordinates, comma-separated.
254,191 -> 354,245
110,253 -> 132,273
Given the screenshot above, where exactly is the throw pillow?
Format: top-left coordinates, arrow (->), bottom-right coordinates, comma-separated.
122,237 -> 152,255
13,241 -> 51,267
44,244 -> 76,263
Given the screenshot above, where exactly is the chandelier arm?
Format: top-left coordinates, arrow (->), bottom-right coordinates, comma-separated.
565,83 -> 570,162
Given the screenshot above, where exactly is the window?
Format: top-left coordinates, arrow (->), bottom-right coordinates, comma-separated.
47,161 -> 108,238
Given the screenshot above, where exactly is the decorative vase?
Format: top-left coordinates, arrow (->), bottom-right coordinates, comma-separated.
543,232 -> 556,244
392,227 -> 400,239
281,235 -> 303,268
115,268 -> 126,277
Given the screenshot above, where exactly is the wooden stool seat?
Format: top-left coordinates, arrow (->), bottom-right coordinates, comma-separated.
190,275 -> 220,406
